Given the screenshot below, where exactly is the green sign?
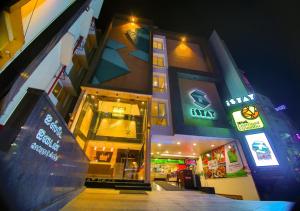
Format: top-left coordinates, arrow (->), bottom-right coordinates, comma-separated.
151,158 -> 184,164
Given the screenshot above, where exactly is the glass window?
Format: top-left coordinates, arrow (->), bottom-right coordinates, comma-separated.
153,55 -> 164,68
151,101 -> 167,126
153,40 -> 163,50
153,75 -> 166,93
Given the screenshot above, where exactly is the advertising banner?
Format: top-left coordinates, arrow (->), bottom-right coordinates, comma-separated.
245,133 -> 279,166
232,106 -> 264,132
201,142 -> 247,179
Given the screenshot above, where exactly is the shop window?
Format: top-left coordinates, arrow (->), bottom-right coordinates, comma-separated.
153,75 -> 166,93
153,55 -> 164,68
151,101 -> 167,126
153,40 -> 163,50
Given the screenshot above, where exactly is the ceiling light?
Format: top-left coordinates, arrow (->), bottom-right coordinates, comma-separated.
193,153 -> 196,155
110,147 -> 114,152
228,145 -> 232,149
117,98 -> 120,102
156,152 -> 160,154
165,151 -> 169,153
177,142 -> 180,145
102,146 -> 106,151
206,153 -> 210,157
193,143 -> 196,146
178,152 -> 181,154
211,144 -> 215,147
160,154 -> 197,158
158,143 -> 161,147
151,152 -> 154,155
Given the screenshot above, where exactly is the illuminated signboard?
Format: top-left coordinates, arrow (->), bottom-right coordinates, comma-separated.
232,106 -> 264,131
225,94 -> 255,107
190,89 -> 216,120
275,105 -> 287,111
245,133 -> 279,166
178,78 -> 227,128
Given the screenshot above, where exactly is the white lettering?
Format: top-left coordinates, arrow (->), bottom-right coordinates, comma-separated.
226,94 -> 255,106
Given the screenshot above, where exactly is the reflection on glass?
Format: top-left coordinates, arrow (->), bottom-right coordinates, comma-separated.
73,94 -> 148,181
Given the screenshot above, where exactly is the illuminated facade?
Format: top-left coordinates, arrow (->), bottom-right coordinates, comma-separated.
0,7 -> 299,208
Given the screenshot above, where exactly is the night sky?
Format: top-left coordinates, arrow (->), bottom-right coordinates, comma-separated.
98,0 -> 300,129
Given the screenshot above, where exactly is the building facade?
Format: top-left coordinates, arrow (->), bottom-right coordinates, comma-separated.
0,8 -> 299,209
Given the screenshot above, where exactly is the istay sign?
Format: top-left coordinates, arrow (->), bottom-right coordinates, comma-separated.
225,94 -> 255,107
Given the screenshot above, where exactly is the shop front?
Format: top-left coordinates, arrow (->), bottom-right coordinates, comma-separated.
69,87 -> 151,184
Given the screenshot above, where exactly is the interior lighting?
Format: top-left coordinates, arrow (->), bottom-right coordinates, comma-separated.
206,153 -> 210,157
117,98 -> 120,102
181,36 -> 186,42
156,152 -> 160,154
142,101 -> 145,104
110,147 -> 114,152
193,143 -> 196,146
158,143 -> 161,147
211,144 -> 215,147
176,142 -> 181,145
102,146 -> 106,151
193,153 -> 196,155
130,16 -> 136,23
165,151 -> 169,153
228,145 -> 232,149
178,152 -> 181,154
151,152 -> 154,155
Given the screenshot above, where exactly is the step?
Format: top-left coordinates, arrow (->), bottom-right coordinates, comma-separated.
115,185 -> 152,191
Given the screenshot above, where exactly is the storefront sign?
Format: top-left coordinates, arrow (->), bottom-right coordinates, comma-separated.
190,89 -> 217,120
225,94 -> 255,107
232,106 -> 264,132
245,133 -> 279,166
296,133 -> 300,141
152,158 -> 184,164
96,151 -> 113,162
275,105 -> 287,111
31,114 -> 61,162
185,159 -> 196,166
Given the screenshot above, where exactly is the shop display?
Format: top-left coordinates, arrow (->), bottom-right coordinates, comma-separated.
201,142 -> 247,178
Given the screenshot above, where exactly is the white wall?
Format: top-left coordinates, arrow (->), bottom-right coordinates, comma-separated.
90,0 -> 104,18
0,0 -> 103,125
22,0 -> 75,45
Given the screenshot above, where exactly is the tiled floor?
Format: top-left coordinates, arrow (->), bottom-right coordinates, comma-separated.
61,188 -> 294,211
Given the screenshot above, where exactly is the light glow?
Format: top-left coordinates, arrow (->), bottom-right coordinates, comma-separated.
245,133 -> 279,166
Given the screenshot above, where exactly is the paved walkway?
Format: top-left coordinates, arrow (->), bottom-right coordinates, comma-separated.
61,188 -> 293,211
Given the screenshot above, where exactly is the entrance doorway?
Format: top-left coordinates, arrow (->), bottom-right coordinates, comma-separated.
69,88 -> 151,184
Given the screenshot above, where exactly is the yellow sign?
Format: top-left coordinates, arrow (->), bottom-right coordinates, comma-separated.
232,106 -> 264,131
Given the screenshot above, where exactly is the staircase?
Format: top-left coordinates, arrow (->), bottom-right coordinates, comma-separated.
85,179 -> 152,191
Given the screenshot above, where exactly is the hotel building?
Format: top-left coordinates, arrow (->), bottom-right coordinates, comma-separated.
0,7 -> 299,209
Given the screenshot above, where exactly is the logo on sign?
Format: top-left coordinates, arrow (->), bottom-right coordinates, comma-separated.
190,90 -> 216,120
232,106 -> 264,132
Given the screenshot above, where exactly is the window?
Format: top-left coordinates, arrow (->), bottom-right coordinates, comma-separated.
153,75 -> 166,93
153,55 -> 164,68
52,81 -> 68,106
151,101 -> 167,126
153,40 -> 163,50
